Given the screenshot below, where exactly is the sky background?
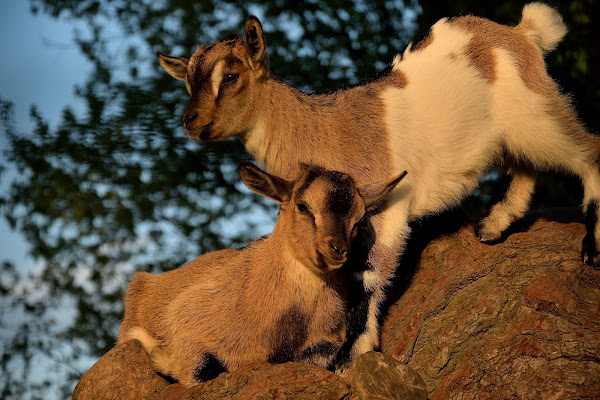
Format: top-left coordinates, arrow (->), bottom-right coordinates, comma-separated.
0,5 -> 169,396
0,2 -> 91,274
0,4 -> 97,395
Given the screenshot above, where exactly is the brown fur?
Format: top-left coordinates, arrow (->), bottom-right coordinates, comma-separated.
118,163 -> 405,386
446,14 -> 599,155
449,15 -> 552,94
247,78 -> 402,185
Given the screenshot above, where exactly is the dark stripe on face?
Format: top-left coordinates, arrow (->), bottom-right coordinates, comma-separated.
297,166 -> 356,216
193,353 -> 227,383
326,174 -> 355,219
327,217 -> 377,370
224,54 -> 243,69
191,65 -> 211,94
296,165 -> 326,200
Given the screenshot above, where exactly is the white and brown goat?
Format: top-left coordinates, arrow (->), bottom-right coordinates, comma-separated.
158,3 -> 600,369
118,162 -> 405,386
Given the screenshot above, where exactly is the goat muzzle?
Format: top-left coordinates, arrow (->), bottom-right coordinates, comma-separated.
321,239 -> 348,266
183,108 -> 213,137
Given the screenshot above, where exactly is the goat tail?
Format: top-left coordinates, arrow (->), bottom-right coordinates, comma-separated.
123,326 -> 162,355
520,2 -> 567,52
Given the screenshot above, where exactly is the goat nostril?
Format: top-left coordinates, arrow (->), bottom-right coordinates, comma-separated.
330,244 -> 347,256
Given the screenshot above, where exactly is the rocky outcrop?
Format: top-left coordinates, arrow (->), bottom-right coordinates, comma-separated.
74,209 -> 600,399
72,339 -> 169,400
381,208 -> 600,399
73,341 -> 426,400
146,359 -> 350,400
344,351 -> 427,400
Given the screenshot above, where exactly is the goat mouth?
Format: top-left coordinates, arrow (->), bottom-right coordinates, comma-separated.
187,121 -> 214,140
317,252 -> 346,270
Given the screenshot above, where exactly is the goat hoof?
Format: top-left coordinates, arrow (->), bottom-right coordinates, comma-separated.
327,358 -> 351,376
478,229 -> 501,243
582,252 -> 600,270
581,235 -> 600,269
333,363 -> 350,376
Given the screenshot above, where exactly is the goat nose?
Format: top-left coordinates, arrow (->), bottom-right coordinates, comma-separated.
183,110 -> 198,131
330,242 -> 347,256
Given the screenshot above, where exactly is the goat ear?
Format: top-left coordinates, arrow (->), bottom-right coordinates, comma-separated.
359,171 -> 407,209
243,16 -> 268,71
239,161 -> 292,204
157,51 -> 189,82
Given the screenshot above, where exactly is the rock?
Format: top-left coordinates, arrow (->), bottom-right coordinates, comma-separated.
74,342 -> 424,399
72,339 -> 169,400
381,209 -> 600,399
344,351 -> 427,400
148,361 -> 350,400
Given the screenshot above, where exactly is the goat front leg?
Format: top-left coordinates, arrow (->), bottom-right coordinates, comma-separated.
330,209 -> 409,372
328,274 -> 374,372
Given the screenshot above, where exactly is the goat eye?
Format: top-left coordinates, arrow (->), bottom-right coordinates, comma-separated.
222,74 -> 239,84
296,203 -> 309,213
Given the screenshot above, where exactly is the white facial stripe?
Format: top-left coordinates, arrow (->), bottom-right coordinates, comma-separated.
211,61 -> 225,96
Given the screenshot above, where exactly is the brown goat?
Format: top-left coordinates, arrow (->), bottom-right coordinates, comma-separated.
158,3 -> 599,369
118,162 -> 406,386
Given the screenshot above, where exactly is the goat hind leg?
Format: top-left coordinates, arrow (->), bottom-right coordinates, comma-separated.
478,165 -> 536,242
151,342 -> 225,386
581,167 -> 600,269
147,344 -> 181,383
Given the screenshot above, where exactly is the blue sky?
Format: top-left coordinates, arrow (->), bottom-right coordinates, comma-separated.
0,2 -> 91,274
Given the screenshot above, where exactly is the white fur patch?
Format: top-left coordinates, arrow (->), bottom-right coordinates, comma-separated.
211,61 -> 225,97
124,327 -> 161,354
482,171 -> 536,235
358,270 -> 381,291
244,116 -> 268,167
521,2 -> 567,52
376,186 -> 412,249
385,21 -> 499,222
353,299 -> 381,355
492,48 -> 587,172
